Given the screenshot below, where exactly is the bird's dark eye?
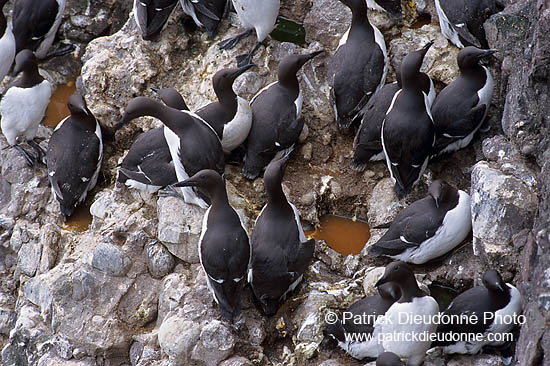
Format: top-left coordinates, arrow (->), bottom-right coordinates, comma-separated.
394,266 -> 399,271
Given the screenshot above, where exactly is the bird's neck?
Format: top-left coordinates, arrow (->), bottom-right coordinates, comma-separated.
14,68 -> 45,89
398,277 -> 425,303
209,185 -> 230,208
266,183 -> 291,211
278,77 -> 300,100
459,64 -> 486,79
350,8 -> 372,35
145,101 -> 190,133
216,86 -> 238,115
488,286 -> 511,309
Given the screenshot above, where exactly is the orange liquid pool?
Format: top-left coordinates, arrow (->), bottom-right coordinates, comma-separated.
62,201 -> 93,232
43,81 -> 76,127
306,215 -> 370,255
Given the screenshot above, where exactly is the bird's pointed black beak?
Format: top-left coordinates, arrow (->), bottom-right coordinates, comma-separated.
173,178 -> 197,188
375,274 -> 388,288
421,40 -> 434,55
232,63 -> 256,79
434,197 -> 440,208
115,115 -> 131,131
306,49 -> 324,61
478,49 -> 497,59
150,87 -> 160,94
297,50 -> 325,68
273,147 -> 294,171
495,282 -> 505,292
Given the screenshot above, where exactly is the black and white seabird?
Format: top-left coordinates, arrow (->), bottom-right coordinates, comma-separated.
376,352 -> 405,366
435,269 -> 522,355
330,0 -> 387,129
431,47 -> 495,156
242,50 -> 322,180
180,0 -> 228,37
133,0 -> 179,41
351,62 -> 435,172
0,0 -> 15,83
0,50 -> 52,166
434,0 -> 503,49
116,96 -> 225,208
218,0 -> 280,66
47,93 -> 102,216
118,127 -> 177,193
350,82 -> 399,171
367,0 -> 402,19
248,153 -> 315,316
175,169 -> 250,319
381,41 -> 435,196
195,64 -> 254,154
325,282 -> 400,359
375,262 -> 439,366
12,0 -> 67,59
117,89 -> 188,193
368,180 -> 471,264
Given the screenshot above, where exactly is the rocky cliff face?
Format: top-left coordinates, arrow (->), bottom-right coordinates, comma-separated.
0,0 -> 548,365
485,0 -> 550,363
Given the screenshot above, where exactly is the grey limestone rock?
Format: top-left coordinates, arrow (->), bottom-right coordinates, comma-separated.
92,242 -> 132,277
471,161 -> 538,258
145,241 -> 175,279
158,317 -> 201,364
191,320 -> 236,366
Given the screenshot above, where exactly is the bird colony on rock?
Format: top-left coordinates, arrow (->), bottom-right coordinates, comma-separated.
0,0 -> 520,364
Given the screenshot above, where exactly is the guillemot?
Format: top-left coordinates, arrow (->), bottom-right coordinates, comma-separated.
175,169 -> 250,319
0,50 -> 52,166
368,180 -> 471,264
242,50 -> 322,180
431,46 -> 495,156
117,96 -> 224,208
248,153 -> 315,315
47,93 -> 102,216
435,269 -> 522,355
375,262 -> 439,366
381,41 -> 435,196
330,0 -> 387,129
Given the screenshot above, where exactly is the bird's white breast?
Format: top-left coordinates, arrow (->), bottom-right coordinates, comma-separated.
372,23 -> 388,92
394,190 -> 472,264
221,96 -> 252,153
294,89 -> 303,119
163,125 -> 208,208
381,296 -> 439,359
380,89 -> 402,185
231,0 -> 280,42
476,66 -> 494,116
0,80 -> 52,145
486,284 -> 522,337
0,22 -> 15,82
